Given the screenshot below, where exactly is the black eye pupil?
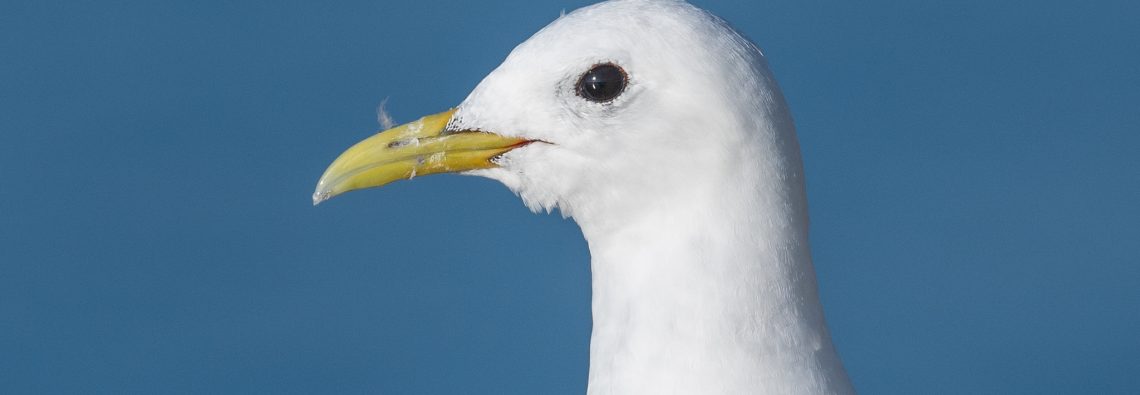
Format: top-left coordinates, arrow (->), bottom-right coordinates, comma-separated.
577,63 -> 627,103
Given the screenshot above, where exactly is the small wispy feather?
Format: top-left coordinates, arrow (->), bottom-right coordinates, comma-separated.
376,98 -> 395,130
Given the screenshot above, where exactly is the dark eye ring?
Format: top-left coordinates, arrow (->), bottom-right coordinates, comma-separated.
576,63 -> 628,103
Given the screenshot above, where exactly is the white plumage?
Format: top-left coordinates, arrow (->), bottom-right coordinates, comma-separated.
459,1 -> 854,393
319,0 -> 854,393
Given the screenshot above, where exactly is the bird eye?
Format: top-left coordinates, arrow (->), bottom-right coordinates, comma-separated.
576,63 -> 627,103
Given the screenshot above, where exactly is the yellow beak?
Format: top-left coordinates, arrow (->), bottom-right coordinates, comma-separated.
313,109 -> 531,205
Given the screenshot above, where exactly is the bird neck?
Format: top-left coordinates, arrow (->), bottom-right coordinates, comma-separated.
576,179 -> 853,394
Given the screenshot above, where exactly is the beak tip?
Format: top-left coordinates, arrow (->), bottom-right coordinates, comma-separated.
312,184 -> 332,206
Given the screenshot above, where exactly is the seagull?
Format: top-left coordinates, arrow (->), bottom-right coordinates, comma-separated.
314,0 -> 855,393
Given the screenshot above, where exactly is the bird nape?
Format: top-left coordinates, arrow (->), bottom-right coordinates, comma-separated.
313,1 -> 854,394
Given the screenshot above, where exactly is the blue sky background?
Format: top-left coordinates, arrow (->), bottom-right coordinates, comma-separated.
2,0 -> 1138,393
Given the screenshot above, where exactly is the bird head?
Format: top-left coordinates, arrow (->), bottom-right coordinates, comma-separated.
314,0 -> 796,222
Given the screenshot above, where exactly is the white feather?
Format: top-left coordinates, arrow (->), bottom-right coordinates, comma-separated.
461,1 -> 854,393
376,97 -> 396,130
